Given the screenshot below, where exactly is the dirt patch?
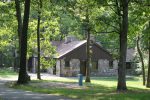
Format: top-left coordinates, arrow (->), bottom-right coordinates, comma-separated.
29,82 -> 87,89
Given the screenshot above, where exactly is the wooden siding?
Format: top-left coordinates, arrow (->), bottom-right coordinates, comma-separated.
59,43 -> 112,61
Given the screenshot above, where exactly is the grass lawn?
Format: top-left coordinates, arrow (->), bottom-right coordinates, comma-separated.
10,76 -> 150,100
0,68 -> 17,78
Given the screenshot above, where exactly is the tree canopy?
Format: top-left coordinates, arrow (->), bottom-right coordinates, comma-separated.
0,0 -> 149,89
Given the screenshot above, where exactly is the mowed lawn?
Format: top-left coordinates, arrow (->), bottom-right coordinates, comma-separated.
10,76 -> 150,100
0,68 -> 17,78
1,69 -> 150,100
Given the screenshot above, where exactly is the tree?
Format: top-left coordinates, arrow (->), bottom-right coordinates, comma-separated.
128,0 -> 150,86
117,0 -> 129,91
147,35 -> 150,87
51,0 -> 94,82
14,0 -> 22,71
101,0 -> 129,91
84,8 -> 91,83
127,0 -> 150,86
15,0 -> 22,44
17,0 -> 31,84
37,0 -> 42,80
0,1 -> 17,68
145,22 -> 150,87
137,35 -> 146,85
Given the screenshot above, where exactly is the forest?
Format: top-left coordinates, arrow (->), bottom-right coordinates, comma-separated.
0,0 -> 150,97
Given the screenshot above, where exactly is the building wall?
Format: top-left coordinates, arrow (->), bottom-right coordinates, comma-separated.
54,42 -> 115,76
70,59 -> 80,76
55,59 -> 118,77
55,59 -> 80,77
56,60 -> 61,76
59,44 -> 112,61
90,59 -> 117,76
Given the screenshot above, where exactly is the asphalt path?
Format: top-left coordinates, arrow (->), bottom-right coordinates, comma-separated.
0,74 -> 78,100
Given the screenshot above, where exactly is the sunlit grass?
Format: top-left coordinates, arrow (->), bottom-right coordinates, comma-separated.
1,68 -> 148,100
0,68 -> 17,78
10,76 -> 150,100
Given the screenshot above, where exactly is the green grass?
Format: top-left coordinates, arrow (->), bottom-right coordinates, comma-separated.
2,69 -> 149,100
10,76 -> 150,100
0,68 -> 17,78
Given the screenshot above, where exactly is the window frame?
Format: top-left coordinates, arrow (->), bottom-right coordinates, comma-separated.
65,61 -> 70,67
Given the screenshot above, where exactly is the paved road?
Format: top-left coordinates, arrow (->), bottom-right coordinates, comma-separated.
0,75 -> 78,100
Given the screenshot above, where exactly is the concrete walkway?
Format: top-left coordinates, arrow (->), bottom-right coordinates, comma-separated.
0,75 -> 78,100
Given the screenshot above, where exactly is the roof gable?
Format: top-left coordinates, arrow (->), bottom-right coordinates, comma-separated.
53,40 -> 86,58
53,40 -> 112,60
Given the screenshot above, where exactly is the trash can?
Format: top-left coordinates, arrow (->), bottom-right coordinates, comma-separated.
78,74 -> 83,86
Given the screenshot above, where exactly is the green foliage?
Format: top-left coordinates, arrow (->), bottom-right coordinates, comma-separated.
128,0 -> 150,48
0,1 -> 17,67
141,22 -> 150,50
0,0 -> 149,69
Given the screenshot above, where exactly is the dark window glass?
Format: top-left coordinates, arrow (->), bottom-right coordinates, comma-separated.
126,62 -> 131,69
65,61 -> 70,67
92,61 -> 98,71
109,61 -> 113,69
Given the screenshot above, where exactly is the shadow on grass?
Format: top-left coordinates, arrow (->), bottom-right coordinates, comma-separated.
91,76 -> 140,81
9,80 -> 150,100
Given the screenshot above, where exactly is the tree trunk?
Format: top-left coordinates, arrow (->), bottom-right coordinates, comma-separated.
37,0 -> 42,80
0,52 -> 2,67
117,0 -> 128,91
14,0 -> 22,71
137,36 -> 146,85
146,29 -> 150,87
13,50 -> 17,71
147,39 -> 150,87
85,8 -> 91,83
85,27 -> 91,82
17,0 -> 31,84
15,0 -> 22,39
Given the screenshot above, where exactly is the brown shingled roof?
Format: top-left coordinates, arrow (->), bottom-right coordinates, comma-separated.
52,40 -> 86,58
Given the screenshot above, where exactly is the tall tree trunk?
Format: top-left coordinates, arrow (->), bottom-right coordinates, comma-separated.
146,23 -> 150,87
14,0 -> 22,71
37,0 -> 42,80
85,8 -> 91,83
15,0 -> 22,39
137,36 -> 146,85
117,0 -> 128,91
0,52 -> 2,67
17,0 -> 31,84
13,50 -> 17,71
147,38 -> 150,87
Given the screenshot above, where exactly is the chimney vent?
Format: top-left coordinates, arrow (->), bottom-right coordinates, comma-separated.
65,35 -> 77,43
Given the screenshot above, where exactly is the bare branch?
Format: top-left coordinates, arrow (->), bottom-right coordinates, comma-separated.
109,6 -> 119,16
95,31 -> 118,34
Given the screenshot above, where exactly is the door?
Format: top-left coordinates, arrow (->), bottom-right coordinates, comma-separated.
80,61 -> 86,76
53,65 -> 56,75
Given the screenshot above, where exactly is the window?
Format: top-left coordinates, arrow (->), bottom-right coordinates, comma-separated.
109,61 -> 113,69
80,61 -> 86,75
65,61 -> 70,67
126,62 -> 131,69
92,61 -> 98,71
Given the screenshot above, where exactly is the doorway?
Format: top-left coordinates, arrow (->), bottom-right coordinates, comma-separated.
53,65 -> 56,75
80,61 -> 86,76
